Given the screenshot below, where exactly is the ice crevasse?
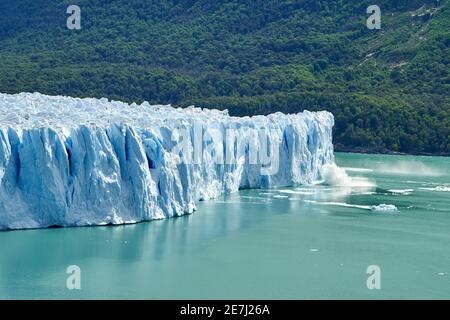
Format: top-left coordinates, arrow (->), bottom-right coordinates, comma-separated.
0,92 -> 334,230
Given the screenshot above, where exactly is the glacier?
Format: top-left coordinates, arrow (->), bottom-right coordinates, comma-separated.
0,92 -> 334,230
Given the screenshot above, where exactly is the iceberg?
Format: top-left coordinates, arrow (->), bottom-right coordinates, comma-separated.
0,92 -> 334,230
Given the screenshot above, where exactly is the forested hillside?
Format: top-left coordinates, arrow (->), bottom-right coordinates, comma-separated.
0,0 -> 448,154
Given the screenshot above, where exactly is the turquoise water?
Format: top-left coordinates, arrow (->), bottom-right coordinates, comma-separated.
0,153 -> 449,299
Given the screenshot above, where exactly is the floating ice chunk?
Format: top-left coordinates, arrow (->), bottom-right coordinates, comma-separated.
371,204 -> 398,212
278,189 -> 315,195
388,189 -> 414,195
273,195 -> 289,199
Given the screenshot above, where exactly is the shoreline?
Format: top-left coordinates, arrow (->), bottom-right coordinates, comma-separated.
334,145 -> 450,158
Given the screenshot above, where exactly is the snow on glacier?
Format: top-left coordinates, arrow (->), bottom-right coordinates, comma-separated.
0,92 -> 334,230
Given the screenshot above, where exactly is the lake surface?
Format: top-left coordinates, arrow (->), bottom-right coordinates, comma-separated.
0,153 -> 449,299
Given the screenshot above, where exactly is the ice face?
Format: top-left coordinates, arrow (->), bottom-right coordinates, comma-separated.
0,92 -> 334,230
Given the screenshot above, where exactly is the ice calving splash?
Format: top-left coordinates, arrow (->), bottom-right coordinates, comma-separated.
0,92 -> 334,230
320,163 -> 376,188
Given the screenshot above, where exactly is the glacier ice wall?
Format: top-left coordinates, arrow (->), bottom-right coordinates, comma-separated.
0,93 -> 334,230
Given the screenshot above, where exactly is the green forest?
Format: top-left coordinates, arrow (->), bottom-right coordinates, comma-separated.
0,0 -> 448,154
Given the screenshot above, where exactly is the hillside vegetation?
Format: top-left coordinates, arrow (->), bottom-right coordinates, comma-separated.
0,0 -> 448,154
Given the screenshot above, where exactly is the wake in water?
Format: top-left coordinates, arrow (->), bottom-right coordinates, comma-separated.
419,185 -> 450,192
304,200 -> 398,212
388,189 -> 414,195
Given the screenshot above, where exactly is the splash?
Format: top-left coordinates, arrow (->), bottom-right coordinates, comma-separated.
320,163 -> 376,188
377,160 -> 443,177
